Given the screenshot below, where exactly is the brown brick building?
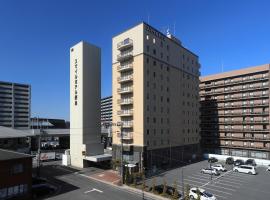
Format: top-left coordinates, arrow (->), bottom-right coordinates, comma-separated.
200,64 -> 270,160
0,149 -> 32,199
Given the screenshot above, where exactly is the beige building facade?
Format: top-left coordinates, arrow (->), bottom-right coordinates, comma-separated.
112,23 -> 201,170
200,64 -> 270,160
70,41 -> 103,168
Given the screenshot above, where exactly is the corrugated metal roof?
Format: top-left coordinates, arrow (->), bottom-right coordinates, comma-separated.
0,126 -> 30,138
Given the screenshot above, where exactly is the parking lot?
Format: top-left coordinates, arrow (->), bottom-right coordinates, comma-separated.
145,160 -> 270,200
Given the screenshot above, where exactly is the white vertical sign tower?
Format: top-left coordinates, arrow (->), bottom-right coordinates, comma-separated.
70,41 -> 103,168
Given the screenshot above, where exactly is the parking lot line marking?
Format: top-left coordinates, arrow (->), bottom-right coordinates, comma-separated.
190,174 -> 215,180
201,170 -> 232,187
186,176 -> 211,182
184,179 -> 205,184
201,186 -> 232,195
211,193 -> 227,199
205,183 -> 236,191
84,188 -> 103,194
214,177 -> 244,185
214,180 -> 241,188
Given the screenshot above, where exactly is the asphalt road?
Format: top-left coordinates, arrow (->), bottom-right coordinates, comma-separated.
145,160 -> 270,200
36,162 -> 146,200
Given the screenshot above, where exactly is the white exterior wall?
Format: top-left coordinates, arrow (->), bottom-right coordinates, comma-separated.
70,41 -> 103,168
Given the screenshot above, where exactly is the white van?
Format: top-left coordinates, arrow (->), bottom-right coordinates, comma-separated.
233,165 -> 257,175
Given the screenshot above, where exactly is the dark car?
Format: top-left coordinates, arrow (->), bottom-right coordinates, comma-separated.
245,159 -> 256,166
226,157 -> 234,165
234,159 -> 244,166
208,157 -> 218,163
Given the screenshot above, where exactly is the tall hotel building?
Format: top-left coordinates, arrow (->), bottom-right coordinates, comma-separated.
0,81 -> 31,129
200,64 -> 270,160
112,23 -> 201,169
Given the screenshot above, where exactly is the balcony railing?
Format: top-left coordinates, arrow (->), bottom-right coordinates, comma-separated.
201,111 -> 269,117
122,121 -> 133,128
117,64 -> 133,72
200,84 -> 269,96
117,110 -> 133,116
200,77 -> 269,89
117,87 -> 133,94
201,120 -> 269,125
117,51 -> 133,62
200,102 -> 268,110
202,135 -> 270,141
117,38 -> 133,50
201,94 -> 269,103
118,132 -> 133,139
117,98 -> 133,105
117,75 -> 133,83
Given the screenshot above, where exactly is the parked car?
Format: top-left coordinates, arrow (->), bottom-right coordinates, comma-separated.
201,168 -> 220,176
245,159 -> 256,166
234,159 -> 245,166
266,165 -> 270,171
226,157 -> 234,165
189,187 -> 217,200
211,164 -> 227,172
208,157 -> 218,163
233,165 -> 257,175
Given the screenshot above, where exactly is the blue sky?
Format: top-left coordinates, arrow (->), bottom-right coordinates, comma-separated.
0,0 -> 270,120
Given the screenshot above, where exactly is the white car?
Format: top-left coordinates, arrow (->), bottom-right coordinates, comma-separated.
201,168 -> 220,176
233,165 -> 257,175
189,187 -> 217,200
211,164 -> 227,172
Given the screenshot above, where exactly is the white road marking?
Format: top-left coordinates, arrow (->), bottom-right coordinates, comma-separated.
205,183 -> 236,191
84,188 -> 103,194
214,180 -> 241,188
184,179 -> 205,184
190,174 -> 215,180
201,170 -> 232,187
211,193 -> 228,199
201,186 -> 232,195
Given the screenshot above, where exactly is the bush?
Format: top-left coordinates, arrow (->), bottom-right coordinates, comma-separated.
184,184 -> 190,200
151,178 -> 156,194
171,181 -> 179,199
162,179 -> 167,196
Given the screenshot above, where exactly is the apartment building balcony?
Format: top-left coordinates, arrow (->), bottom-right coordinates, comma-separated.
202,120 -> 269,125
117,64 -> 133,72
117,98 -> 133,105
117,75 -> 133,83
117,38 -> 133,51
201,111 -> 269,117
200,84 -> 269,96
202,135 -> 270,141
200,77 -> 269,89
123,144 -> 133,151
200,103 -> 268,111
117,132 -> 133,140
117,109 -> 133,116
219,144 -> 270,151
122,121 -> 133,128
117,87 -> 133,94
203,94 -> 269,103
117,51 -> 133,62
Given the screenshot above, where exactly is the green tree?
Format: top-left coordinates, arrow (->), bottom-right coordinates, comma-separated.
151,178 -> 156,194
162,179 -> 167,196
141,174 -> 146,191
171,181 -> 179,199
184,184 -> 190,200
196,188 -> 201,200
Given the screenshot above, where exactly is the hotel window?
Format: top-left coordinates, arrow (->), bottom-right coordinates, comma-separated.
160,52 -> 163,58
225,87 -> 229,91
146,45 -> 149,52
146,34 -> 149,40
249,84 -> 253,88
263,91 -> 267,95
263,117 -> 267,121
243,93 -> 247,97
160,41 -> 163,47
243,125 -> 247,129
263,99 -> 267,104
250,100 -> 254,105
153,38 -> 156,44
249,92 -> 253,96
251,142 -> 254,146
251,125 -> 254,129
249,75 -> 253,79
167,44 -> 169,51
244,142 -> 247,146
153,49 -> 156,55
263,73 -> 267,78
251,117 -> 254,121
231,86 -> 234,90
232,141 -> 234,145
243,101 -> 247,105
